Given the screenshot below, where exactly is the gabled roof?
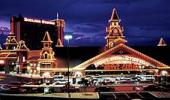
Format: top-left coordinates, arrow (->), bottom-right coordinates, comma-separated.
16,40 -> 29,51
73,44 -> 168,70
42,31 -> 52,43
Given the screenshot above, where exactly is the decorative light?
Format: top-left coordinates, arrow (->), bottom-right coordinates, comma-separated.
27,66 -> 31,70
42,72 -> 51,78
0,60 -> 4,65
30,63 -> 33,66
161,70 -> 168,76
74,71 -> 82,77
37,66 -> 40,71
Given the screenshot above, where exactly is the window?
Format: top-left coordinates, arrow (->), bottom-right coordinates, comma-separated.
45,53 -> 48,59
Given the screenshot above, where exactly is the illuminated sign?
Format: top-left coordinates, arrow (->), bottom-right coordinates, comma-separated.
0,60 -> 4,65
103,64 -> 139,70
24,17 -> 55,25
95,55 -> 152,67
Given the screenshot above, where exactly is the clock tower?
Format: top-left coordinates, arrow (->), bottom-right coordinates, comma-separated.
105,8 -> 127,49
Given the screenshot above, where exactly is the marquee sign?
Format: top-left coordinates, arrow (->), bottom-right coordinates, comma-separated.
24,17 -> 55,25
94,55 -> 153,68
103,64 -> 139,70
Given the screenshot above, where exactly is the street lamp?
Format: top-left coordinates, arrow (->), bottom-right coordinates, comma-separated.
64,34 -> 72,98
64,35 -> 73,46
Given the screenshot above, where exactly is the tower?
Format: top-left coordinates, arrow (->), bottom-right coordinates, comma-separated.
38,31 -> 56,75
40,31 -> 55,60
157,37 -> 167,46
105,8 -> 127,50
55,13 -> 65,47
4,32 -> 18,50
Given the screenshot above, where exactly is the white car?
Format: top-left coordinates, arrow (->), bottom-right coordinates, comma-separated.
135,75 -> 155,81
52,79 -> 67,87
53,75 -> 64,81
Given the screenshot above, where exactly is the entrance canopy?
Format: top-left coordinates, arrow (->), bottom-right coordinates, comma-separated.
73,44 -> 168,71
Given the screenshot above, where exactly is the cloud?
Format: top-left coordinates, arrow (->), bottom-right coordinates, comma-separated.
0,0 -> 170,46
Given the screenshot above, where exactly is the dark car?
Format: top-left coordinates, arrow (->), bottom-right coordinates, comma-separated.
0,81 -> 24,93
61,83 -> 79,92
143,84 -> 166,92
95,86 -> 114,92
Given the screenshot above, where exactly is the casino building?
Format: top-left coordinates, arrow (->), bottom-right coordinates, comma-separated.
72,9 -> 170,76
0,8 -> 170,77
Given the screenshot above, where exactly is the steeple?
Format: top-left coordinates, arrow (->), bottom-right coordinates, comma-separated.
42,31 -> 53,48
42,31 -> 52,43
157,37 -> 167,46
109,8 -> 120,22
38,31 -> 56,75
105,8 -> 127,50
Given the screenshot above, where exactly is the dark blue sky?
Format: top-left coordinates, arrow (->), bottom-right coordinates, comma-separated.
0,0 -> 170,46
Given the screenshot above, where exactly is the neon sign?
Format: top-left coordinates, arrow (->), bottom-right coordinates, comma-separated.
24,17 -> 55,25
102,64 -> 139,70
95,55 -> 152,66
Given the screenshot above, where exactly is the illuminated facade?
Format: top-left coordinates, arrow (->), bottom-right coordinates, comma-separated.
27,31 -> 57,76
0,8 -> 170,78
10,15 -> 65,50
73,9 -> 170,76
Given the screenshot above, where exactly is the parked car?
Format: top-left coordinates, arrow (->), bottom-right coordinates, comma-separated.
53,75 -> 65,81
95,86 -> 114,92
52,80 -> 67,87
0,81 -> 25,93
135,75 -> 155,82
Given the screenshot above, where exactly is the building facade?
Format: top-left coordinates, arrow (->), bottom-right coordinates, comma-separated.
10,15 -> 64,50
72,9 -> 170,77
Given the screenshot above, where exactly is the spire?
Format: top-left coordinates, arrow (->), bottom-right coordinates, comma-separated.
109,8 -> 120,22
157,37 -> 167,46
42,31 -> 52,43
57,12 -> 59,20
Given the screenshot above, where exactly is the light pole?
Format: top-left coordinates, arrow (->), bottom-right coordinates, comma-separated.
64,34 -> 72,98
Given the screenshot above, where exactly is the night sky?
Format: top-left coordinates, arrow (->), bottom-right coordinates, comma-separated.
0,0 -> 170,46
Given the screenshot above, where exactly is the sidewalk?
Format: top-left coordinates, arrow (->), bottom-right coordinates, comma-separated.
0,92 -> 99,99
